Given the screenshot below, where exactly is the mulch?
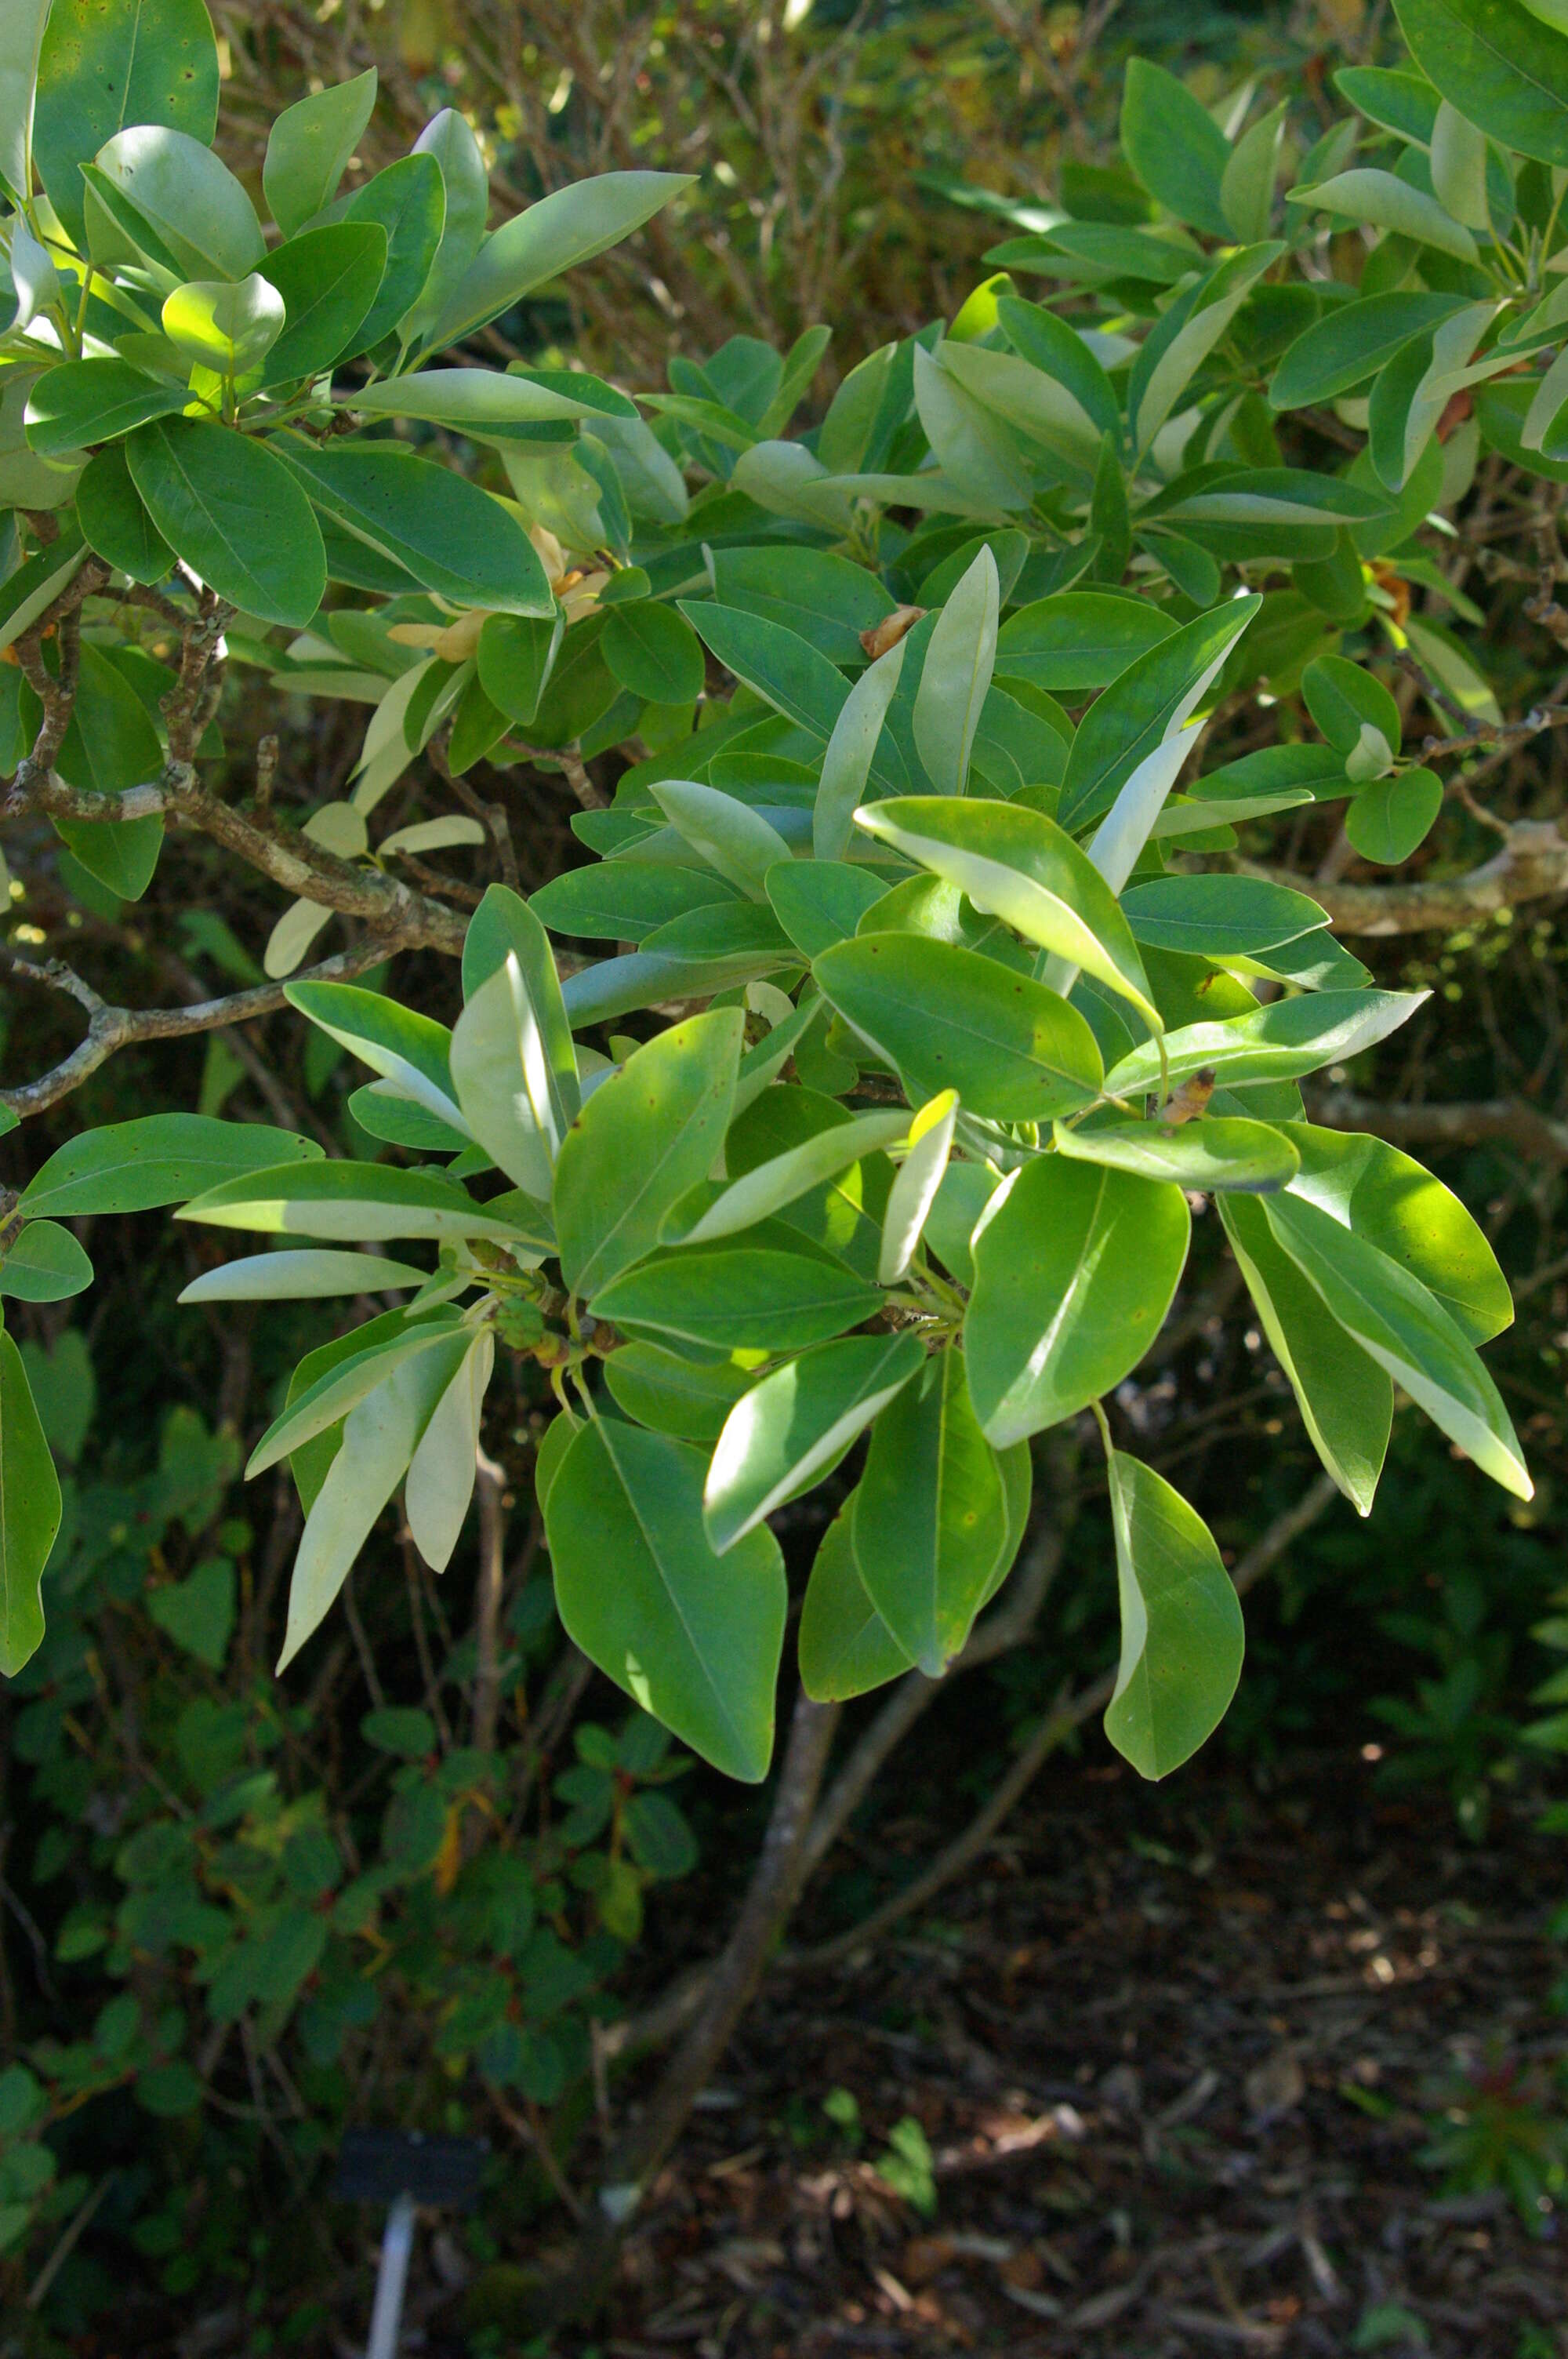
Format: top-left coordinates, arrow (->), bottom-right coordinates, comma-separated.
575,1750 -> 1566,2359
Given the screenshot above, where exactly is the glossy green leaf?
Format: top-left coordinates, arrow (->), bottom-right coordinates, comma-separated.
591,1249 -> 881,1354
651,780 -> 793,899
1263,1192 -> 1530,1497
880,1090 -> 960,1284
21,1115 -> 318,1218
815,932 -> 1103,1121
710,543 -> 895,666
1103,988 -> 1426,1097
705,1332 -> 924,1552
278,442 -> 551,617
1120,875 -> 1327,958
397,108 -> 487,349
178,1160 -> 529,1244
450,958 -> 562,1200
127,417 -> 326,627
912,546 -> 999,795
1121,58 -> 1233,238
603,602 -> 706,703
34,0 -> 219,245
248,1316 -> 467,1478
604,1342 -> 753,1443
477,612 -> 562,728
679,1107 -> 909,1245
684,600 -> 852,745
1270,293 -> 1468,409
74,445 -> 176,584
1291,166 -> 1479,261
815,638 -> 906,861
797,1500 -> 913,1701
852,1347 -> 1008,1675
162,274 -> 285,375
350,366 -> 636,430
1345,769 -> 1444,863
278,1335 -> 469,1670
0,0 -> 50,203
853,796 -> 1160,1035
339,151 -> 447,352
426,169 -> 691,347
258,223 -> 388,385
1058,598 -> 1261,834
263,66 -> 377,237
0,1219 -> 93,1302
24,360 -> 186,459
405,1330 -> 492,1573
546,1416 -> 786,1782
1053,1114 -> 1299,1191
1103,1453 -> 1245,1779
0,1332 -> 61,1675
533,861 -> 736,944
1281,1123 -> 1512,1344
285,980 -> 463,1131
965,1156 -> 1190,1445
179,1249 -> 425,1303
554,1009 -> 742,1295
766,861 -> 888,958
996,593 -> 1176,692
1394,0 -> 1568,165
1220,1193 -> 1392,1514
94,125 -> 266,281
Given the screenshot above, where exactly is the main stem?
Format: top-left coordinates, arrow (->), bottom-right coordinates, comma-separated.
551,1687 -> 841,2322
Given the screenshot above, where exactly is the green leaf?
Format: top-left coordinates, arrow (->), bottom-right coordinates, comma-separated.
278,442 -> 550,617
127,417 -> 326,628
533,861 -> 736,944
278,1336 -> 469,1669
477,612 -> 562,729
1221,98 -> 1288,242
0,1332 -> 61,1676
51,641 -> 165,900
146,1554 -> 235,1670
1127,245 -> 1281,456
178,1160 -> 531,1244
1263,1192 -> 1530,1497
74,444 -> 175,584
880,1091 -> 960,1283
397,108 -> 487,349
24,360 -> 185,459
0,1219 -> 93,1302
1103,1452 -> 1245,1779
798,1499 -> 913,1700
1393,0 -> 1568,165
1120,58 -> 1233,237
426,169 -> 692,348
554,1009 -> 742,1295
1303,653 -> 1402,760
913,341 -> 1036,510
1058,598 -> 1261,834
1290,167 -> 1479,262
1220,1194 -> 1392,1514
1345,769 -> 1444,863
815,638 -> 906,862
460,884 -> 581,1132
249,1314 -> 467,1477
604,1342 -> 753,1442
815,932 -> 1103,1121
258,223 -> 388,386
0,0 -> 51,204
684,600 -> 853,746
94,125 -> 267,281
1120,874 -> 1327,958
710,543 -> 895,667
651,780 -> 793,899
21,1115 -> 319,1217
162,274 -> 285,376
1431,97 -> 1490,227
853,796 -> 1160,1035
767,861 -> 889,958
705,1332 -> 924,1552
406,1331 -> 492,1572
546,1416 -> 786,1781
263,66 -> 377,237
592,1248 -> 882,1353
1269,293 -> 1468,410
1281,1121 -> 1511,1343
934,340 -> 1105,474
679,1107 -> 910,1244
449,958 -> 562,1200
349,366 -> 636,430
965,1156 -> 1190,1445
996,593 -> 1176,692
603,602 -> 706,704
34,0 -> 219,245
339,151 -> 447,353
1053,1114 -> 1299,1192
1103,988 -> 1427,1096
179,1249 -> 425,1302
285,980 -> 462,1131
912,547 -> 998,795
853,1347 -> 1009,1674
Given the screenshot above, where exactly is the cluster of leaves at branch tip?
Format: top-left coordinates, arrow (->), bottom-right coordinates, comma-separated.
2,0 -> 1555,1791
